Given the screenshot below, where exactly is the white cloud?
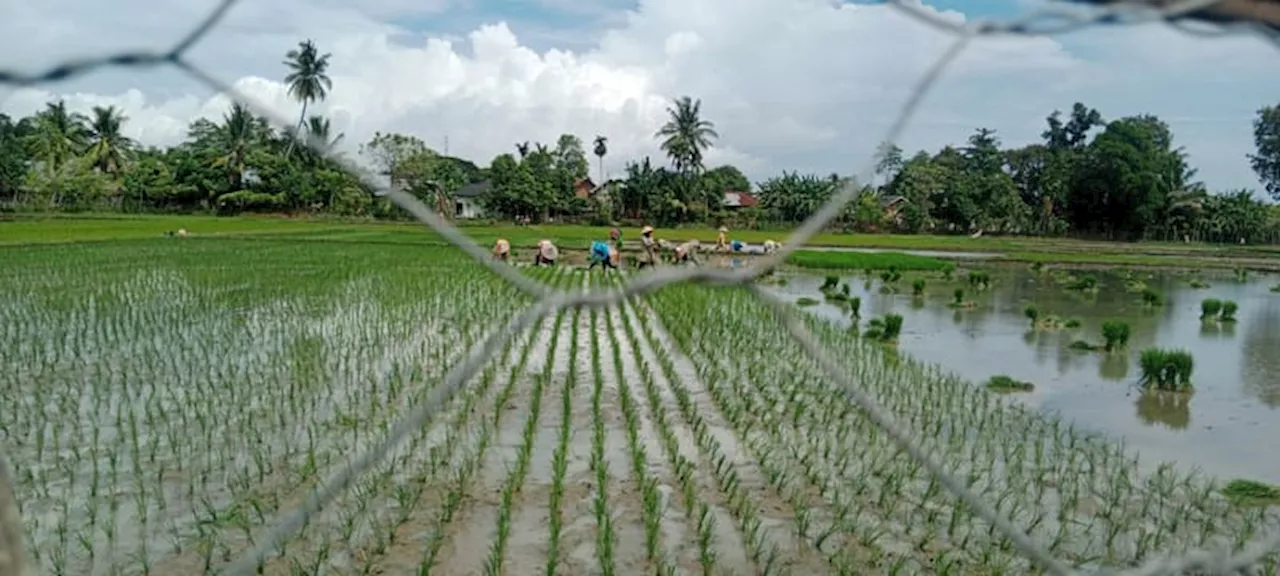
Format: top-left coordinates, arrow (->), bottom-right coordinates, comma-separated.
1,0 -> 1277,191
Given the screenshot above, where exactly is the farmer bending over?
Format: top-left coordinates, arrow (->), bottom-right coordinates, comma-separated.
492,238 -> 511,261
588,240 -> 619,272
715,226 -> 729,252
534,239 -> 559,266
639,226 -> 658,269
673,240 -> 700,265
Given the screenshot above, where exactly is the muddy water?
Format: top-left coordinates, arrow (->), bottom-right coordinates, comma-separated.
763,266 -> 1280,483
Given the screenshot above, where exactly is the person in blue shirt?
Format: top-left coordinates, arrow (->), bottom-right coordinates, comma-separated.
588,240 -> 618,272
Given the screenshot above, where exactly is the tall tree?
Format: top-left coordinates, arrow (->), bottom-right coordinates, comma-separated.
593,135 -> 608,183
1249,104 -> 1280,201
655,96 -> 718,174
211,103 -> 258,191
25,101 -> 89,172
85,106 -> 134,176
282,40 -> 333,159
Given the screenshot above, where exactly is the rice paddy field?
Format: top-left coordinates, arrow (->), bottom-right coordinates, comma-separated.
1,236 -> 1279,575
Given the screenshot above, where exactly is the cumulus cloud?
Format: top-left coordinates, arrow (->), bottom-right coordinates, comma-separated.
1,0 -> 1277,191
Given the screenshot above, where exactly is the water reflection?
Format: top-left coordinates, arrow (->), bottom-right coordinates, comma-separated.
1135,390 -> 1191,431
763,266 -> 1280,482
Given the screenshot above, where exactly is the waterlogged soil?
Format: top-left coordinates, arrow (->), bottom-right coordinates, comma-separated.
765,265 -> 1280,483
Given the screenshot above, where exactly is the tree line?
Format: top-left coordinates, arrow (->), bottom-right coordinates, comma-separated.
2,38 -> 1279,244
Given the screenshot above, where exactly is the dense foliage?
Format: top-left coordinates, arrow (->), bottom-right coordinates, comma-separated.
1,39 -> 1278,243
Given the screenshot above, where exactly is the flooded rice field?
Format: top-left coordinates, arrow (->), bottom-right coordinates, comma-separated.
0,238 -> 1277,574
763,265 -> 1280,484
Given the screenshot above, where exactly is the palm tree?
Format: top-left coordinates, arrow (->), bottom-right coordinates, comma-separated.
593,135 -> 608,182
294,115 -> 344,168
25,100 -> 89,171
211,103 -> 257,190
655,96 -> 718,175
282,39 -> 333,159
86,106 -> 134,175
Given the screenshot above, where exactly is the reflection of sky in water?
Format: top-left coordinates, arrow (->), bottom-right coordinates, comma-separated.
763,267 -> 1280,483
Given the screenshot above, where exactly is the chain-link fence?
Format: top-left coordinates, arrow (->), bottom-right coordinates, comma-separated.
2,1 -> 1280,574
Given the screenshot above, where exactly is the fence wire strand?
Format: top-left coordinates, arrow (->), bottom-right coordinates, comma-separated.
1,0 -> 1278,574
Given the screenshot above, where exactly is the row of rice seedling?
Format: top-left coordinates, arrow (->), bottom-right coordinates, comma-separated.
0,240 -> 544,575
645,281 -> 1280,572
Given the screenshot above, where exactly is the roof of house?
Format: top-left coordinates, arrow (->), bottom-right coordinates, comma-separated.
879,195 -> 907,208
722,190 -> 759,208
456,180 -> 492,198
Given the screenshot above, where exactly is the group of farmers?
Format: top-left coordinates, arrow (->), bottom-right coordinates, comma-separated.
490,225 -> 780,271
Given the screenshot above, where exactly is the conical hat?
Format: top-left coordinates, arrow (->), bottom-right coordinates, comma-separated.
641,226 -> 653,234
540,242 -> 558,260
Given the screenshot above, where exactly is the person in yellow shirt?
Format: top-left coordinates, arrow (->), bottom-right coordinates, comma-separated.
715,226 -> 729,252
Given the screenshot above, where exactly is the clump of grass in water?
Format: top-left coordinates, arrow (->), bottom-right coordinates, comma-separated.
1200,298 -> 1238,323
1029,262 -> 1046,273
985,375 -> 1034,392
1065,274 -> 1099,292
1138,348 -> 1194,392
1221,479 -> 1280,507
848,296 -> 861,319
1271,283 -> 1280,293
1234,267 -> 1248,282
1140,287 -> 1163,307
1189,278 -> 1210,289
948,288 -> 974,309
1024,305 -> 1039,327
821,276 -> 839,291
796,297 -> 819,307
940,262 -> 956,281
1068,320 -> 1130,352
911,278 -> 925,297
966,270 -> 990,290
1220,300 -> 1238,322
1101,321 -> 1131,352
862,313 -> 903,343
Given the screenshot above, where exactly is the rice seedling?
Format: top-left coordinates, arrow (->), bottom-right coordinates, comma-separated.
1138,348 -> 1195,392
1101,321 -> 1131,352
911,278 -> 925,297
848,296 -> 861,319
1189,278 -> 1210,289
1024,305 -> 1039,326
786,251 -> 948,271
985,375 -> 1034,393
862,314 -> 903,344
1200,298 -> 1223,319
940,262 -> 956,281
948,288 -> 975,309
1063,274 -> 1099,293
796,297 -> 819,307
820,276 -> 839,291
1140,287 -> 1163,307
5,237 -> 1277,576
1234,267 -> 1249,282
1221,479 -> 1280,507
1220,300 -> 1239,322
966,270 -> 991,290
646,282 -> 1279,572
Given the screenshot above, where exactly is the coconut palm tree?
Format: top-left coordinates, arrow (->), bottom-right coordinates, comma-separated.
211,103 -> 257,190
293,115 -> 345,168
593,135 -> 608,183
85,105 -> 134,175
25,100 -> 89,171
655,96 -> 717,175
282,39 -> 333,159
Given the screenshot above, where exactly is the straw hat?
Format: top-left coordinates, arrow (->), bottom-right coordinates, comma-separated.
641,225 -> 653,234
718,226 -> 727,233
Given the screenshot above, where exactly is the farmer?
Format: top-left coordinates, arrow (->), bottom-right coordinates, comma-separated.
492,238 -> 511,261
588,240 -> 619,272
673,239 -> 700,265
763,239 -> 779,254
639,226 -> 658,269
730,239 -> 745,253
534,239 -> 559,266
715,226 -> 729,252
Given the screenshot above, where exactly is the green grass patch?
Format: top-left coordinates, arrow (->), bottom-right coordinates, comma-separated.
1221,479 -> 1280,507
985,375 -> 1034,392
786,250 -> 950,271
